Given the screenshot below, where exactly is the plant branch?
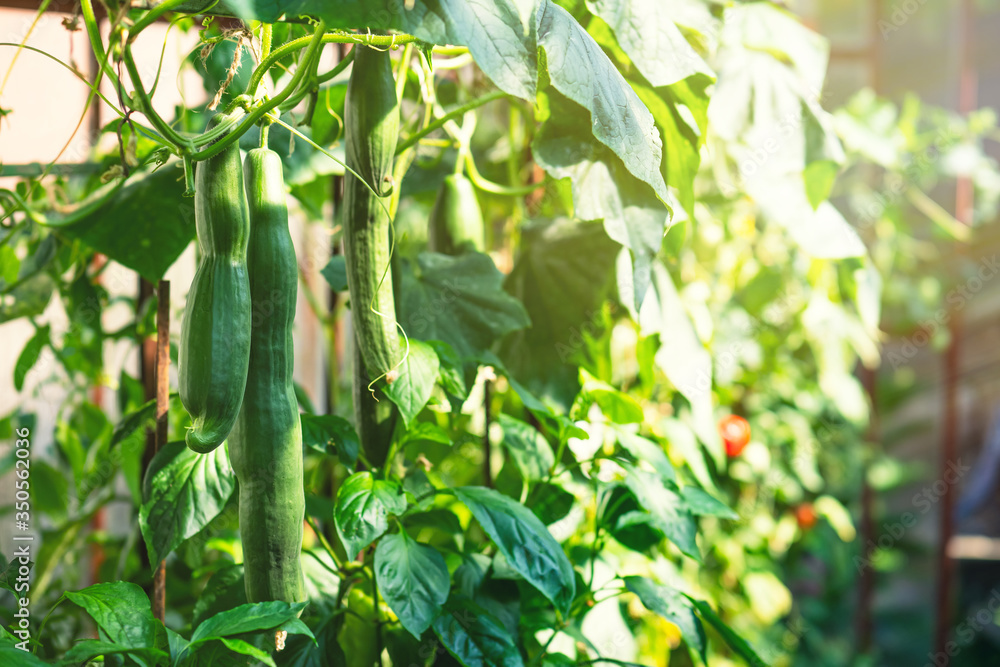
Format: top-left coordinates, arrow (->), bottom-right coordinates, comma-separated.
395,90 -> 507,155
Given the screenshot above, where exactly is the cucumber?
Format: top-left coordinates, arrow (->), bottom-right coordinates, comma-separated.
229,147 -> 305,604
178,111 -> 252,454
428,173 -> 485,255
342,44 -> 402,385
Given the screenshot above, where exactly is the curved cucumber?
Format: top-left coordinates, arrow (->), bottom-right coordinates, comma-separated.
178,111 -> 252,454
229,148 -> 305,604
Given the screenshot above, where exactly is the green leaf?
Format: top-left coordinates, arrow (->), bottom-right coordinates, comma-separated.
400,421 -> 452,447
685,596 -> 769,666
13,325 -> 49,391
500,219 -> 619,408
62,640 -> 170,665
432,596 -> 525,667
0,638 -> 51,665
139,440 -> 236,567
320,255 -> 348,292
276,617 -> 346,667
190,637 -> 277,667
497,414 -> 555,482
586,0 -> 712,87
52,166 -> 195,282
399,252 -> 530,360
383,340 -> 440,427
526,482 -> 575,525
624,576 -> 705,663
0,245 -> 19,284
622,464 -> 699,560
335,472 -> 407,559
192,563 -> 247,627
614,429 -> 676,484
681,486 -> 738,520
374,531 -> 450,638
64,582 -> 162,660
601,484 -> 663,552
579,370 -> 644,424
454,486 -> 575,613
300,413 -> 360,469
110,396 -> 156,448
533,95 -> 667,310
537,2 -> 668,202
191,600 -> 310,643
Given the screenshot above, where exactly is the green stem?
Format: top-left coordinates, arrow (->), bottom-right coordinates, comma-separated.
465,151 -> 542,196
395,90 -> 507,155
259,24 -> 273,149
305,515 -> 346,570
247,32 -> 417,99
127,0 -> 190,40
317,49 -> 355,83
80,0 -> 120,88
121,47 -> 189,150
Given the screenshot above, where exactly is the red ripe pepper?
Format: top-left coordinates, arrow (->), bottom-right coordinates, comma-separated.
719,414 -> 751,457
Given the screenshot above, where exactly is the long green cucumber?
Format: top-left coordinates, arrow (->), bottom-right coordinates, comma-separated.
343,44 -> 402,386
346,44 -> 399,198
178,111 -> 252,454
428,173 -> 485,255
229,147 -> 305,604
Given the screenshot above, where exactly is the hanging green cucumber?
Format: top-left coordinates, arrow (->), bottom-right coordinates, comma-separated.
428,173 -> 485,255
346,44 -> 399,198
228,147 -> 305,605
178,111 -> 252,454
342,44 -> 402,386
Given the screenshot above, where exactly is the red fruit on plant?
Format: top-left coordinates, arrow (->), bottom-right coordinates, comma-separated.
719,414 -> 751,457
796,503 -> 818,531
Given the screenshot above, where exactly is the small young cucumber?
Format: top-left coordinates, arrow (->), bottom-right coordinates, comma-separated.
428,173 -> 486,255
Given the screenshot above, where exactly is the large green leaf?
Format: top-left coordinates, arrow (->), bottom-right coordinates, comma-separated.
206,0 -> 538,99
276,617 -> 346,667
64,582 -> 163,663
454,486 -> 575,613
537,2 -> 668,202
51,166 -> 194,282
497,414 -> 555,481
586,0 -> 712,87
190,601 -> 310,643
500,219 -> 619,408
622,463 -> 699,560
140,440 -> 236,567
374,531 -> 450,638
625,576 -> 705,662
335,472 -> 407,559
383,340 -> 440,427
399,252 -> 530,360
432,596 -> 525,667
533,95 -> 668,309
